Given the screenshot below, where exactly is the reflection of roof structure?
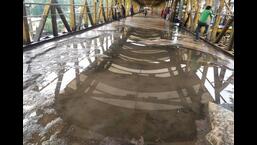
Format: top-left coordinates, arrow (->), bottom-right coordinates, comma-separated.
52,27 -> 233,142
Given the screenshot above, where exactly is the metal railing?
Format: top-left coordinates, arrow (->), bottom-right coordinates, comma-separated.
23,0 -> 139,45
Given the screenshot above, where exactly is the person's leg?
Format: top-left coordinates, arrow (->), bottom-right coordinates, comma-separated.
195,22 -> 202,40
204,23 -> 209,35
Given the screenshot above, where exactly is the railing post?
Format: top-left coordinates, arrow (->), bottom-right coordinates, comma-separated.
70,0 -> 76,31
215,16 -> 234,43
106,0 -> 109,20
191,0 -> 201,31
23,3 -> 31,44
94,0 -> 97,25
211,0 -> 225,42
226,22 -> 234,51
51,0 -> 58,36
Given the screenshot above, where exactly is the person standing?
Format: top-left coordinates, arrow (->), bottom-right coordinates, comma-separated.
130,5 -> 134,17
121,4 -> 126,18
143,8 -> 147,16
194,6 -> 213,41
116,3 -> 121,21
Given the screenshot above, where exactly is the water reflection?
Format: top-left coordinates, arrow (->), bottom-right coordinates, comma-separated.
23,24 -> 234,144
53,26 -> 233,143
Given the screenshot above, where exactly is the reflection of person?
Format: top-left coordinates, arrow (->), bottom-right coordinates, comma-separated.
161,8 -> 164,18
194,6 -> 213,41
190,51 -> 202,73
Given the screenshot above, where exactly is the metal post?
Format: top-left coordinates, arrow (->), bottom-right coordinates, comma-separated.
51,0 -> 58,36
106,0 -> 109,20
183,0 -> 190,24
70,0 -> 76,31
226,22 -> 234,51
98,0 -> 102,22
55,0 -> 72,32
188,0 -> 193,28
178,0 -> 184,20
33,0 -> 52,42
94,0 -> 97,24
214,66 -> 221,104
23,3 -> 31,44
191,0 -> 201,31
211,0 -> 225,42
83,4 -> 88,27
215,16 -> 233,43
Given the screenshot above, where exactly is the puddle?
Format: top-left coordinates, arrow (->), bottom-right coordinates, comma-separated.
23,16 -> 234,145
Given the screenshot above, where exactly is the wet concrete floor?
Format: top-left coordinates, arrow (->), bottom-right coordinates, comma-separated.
23,15 -> 234,145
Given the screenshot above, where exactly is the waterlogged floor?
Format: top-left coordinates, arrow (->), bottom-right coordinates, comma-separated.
23,16 -> 234,145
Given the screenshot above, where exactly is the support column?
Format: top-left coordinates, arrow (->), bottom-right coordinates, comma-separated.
33,0 -> 52,42
106,0 -> 109,20
226,22 -> 234,51
178,0 -> 184,20
215,16 -> 233,43
191,0 -> 201,31
94,0 -> 97,24
51,0 -> 58,36
55,0 -> 72,32
23,3 -> 31,44
83,4 -> 88,27
70,0 -> 76,31
211,0 -> 225,42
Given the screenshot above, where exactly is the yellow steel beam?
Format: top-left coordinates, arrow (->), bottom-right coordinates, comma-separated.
206,0 -> 212,6
211,0 -> 225,42
70,0 -> 76,31
77,1 -> 86,30
98,0 -> 103,21
94,0 -> 97,24
106,0 -> 109,20
191,0 -> 201,31
23,3 -> 31,44
77,0 -> 93,29
33,0 -> 52,42
188,0 -> 193,28
184,0 -> 190,23
215,17 -> 233,43
83,5 -> 88,26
